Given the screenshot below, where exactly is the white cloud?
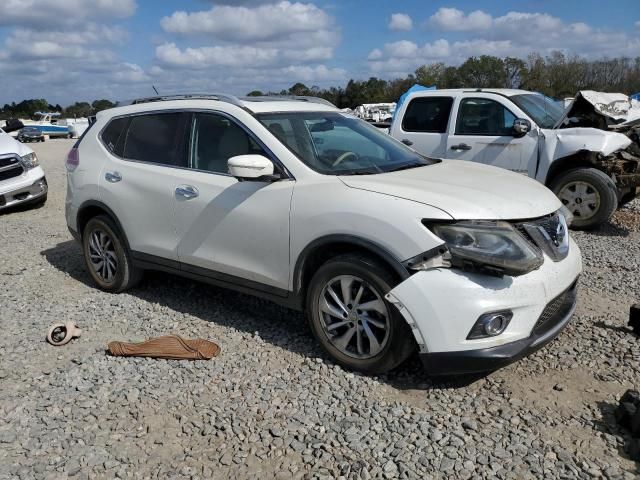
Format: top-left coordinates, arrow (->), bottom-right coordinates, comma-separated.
161,1 -> 331,42
0,0 -> 136,28
636,20 -> 640,30
428,7 -> 492,32
150,1 -> 342,96
389,13 -> 413,31
370,8 -> 640,76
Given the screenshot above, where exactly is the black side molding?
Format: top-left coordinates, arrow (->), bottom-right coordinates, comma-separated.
131,251 -> 303,311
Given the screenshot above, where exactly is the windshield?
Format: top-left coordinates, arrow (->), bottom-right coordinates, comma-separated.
510,93 -> 565,129
256,112 -> 436,175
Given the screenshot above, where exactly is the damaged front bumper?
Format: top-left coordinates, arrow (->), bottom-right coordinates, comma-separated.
385,238 -> 582,375
419,281 -> 578,375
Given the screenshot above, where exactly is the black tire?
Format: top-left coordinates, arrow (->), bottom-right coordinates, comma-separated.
82,215 -> 142,292
306,254 -> 415,374
549,168 -> 618,230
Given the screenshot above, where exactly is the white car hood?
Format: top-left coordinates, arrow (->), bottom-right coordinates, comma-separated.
340,160 -> 561,220
0,131 -> 31,157
541,127 -> 631,159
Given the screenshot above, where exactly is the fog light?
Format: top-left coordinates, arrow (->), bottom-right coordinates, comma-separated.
467,311 -> 513,339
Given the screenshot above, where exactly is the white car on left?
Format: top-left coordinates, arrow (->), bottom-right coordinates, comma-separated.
0,127 -> 47,210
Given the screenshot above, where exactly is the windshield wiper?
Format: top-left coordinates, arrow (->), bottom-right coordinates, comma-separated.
336,167 -> 381,176
387,162 -> 425,172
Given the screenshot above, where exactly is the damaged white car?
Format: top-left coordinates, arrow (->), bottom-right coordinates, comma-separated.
66,94 -> 582,375
390,88 -> 640,229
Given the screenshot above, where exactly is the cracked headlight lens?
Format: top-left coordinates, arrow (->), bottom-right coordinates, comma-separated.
431,221 -> 543,276
20,152 -> 39,169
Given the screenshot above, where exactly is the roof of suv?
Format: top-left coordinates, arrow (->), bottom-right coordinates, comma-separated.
100,93 -> 338,119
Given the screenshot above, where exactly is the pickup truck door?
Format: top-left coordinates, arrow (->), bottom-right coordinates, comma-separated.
390,95 -> 454,158
446,95 -> 538,175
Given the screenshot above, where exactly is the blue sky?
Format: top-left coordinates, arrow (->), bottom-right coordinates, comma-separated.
1,0 -> 639,105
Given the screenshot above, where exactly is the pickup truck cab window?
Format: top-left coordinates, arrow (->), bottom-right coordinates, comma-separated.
455,98 -> 516,136
402,97 -> 453,133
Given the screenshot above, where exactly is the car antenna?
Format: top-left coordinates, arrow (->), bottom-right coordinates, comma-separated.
152,85 -> 159,95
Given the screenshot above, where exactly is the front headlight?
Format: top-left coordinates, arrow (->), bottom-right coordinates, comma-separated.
430,221 -> 543,276
20,152 -> 39,169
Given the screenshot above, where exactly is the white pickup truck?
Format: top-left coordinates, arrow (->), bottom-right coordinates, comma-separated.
0,127 -> 47,211
389,88 -> 640,229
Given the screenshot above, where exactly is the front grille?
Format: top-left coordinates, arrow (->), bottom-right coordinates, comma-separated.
533,280 -> 578,335
0,156 -> 24,182
514,212 -> 569,262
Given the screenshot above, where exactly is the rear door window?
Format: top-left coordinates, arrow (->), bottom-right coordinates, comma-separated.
402,97 -> 453,133
122,112 -> 189,167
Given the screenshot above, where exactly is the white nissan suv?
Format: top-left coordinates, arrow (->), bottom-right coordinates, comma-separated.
65,94 -> 582,375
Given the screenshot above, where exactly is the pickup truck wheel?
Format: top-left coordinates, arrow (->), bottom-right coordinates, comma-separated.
82,215 -> 142,292
306,254 -> 415,374
550,168 -> 618,230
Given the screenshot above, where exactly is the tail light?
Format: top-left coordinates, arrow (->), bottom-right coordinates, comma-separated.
66,147 -> 79,172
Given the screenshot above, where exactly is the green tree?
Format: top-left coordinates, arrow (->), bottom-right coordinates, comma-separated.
64,102 -> 92,118
246,90 -> 264,96
91,99 -> 116,112
288,82 -> 311,96
414,63 -> 445,87
457,55 -> 507,88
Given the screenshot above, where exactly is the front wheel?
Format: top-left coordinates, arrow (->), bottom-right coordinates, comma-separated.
82,215 -> 142,292
306,254 -> 415,374
549,168 -> 618,230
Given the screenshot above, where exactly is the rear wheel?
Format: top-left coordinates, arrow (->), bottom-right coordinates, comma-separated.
306,254 -> 415,374
82,215 -> 142,292
550,168 -> 618,230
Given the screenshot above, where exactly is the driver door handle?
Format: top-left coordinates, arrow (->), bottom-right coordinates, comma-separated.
450,143 -> 472,151
401,139 -> 413,146
175,185 -> 199,199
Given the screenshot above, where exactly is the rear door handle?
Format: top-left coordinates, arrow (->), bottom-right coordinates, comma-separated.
105,171 -> 122,183
401,139 -> 413,146
175,185 -> 199,199
450,143 -> 472,151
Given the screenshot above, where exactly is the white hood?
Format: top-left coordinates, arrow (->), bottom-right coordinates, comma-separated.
541,127 -> 631,159
340,160 -> 561,220
0,130 -> 32,157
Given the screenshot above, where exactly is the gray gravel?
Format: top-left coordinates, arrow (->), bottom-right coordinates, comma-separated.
1,139 -> 639,479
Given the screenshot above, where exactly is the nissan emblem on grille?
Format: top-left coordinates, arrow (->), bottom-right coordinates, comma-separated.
519,213 -> 570,262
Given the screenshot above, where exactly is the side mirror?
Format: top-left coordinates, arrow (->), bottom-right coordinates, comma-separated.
512,118 -> 531,137
228,154 -> 279,181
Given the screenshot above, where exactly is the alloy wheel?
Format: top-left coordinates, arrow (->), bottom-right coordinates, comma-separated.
88,229 -> 118,283
557,181 -> 600,221
317,275 -> 390,359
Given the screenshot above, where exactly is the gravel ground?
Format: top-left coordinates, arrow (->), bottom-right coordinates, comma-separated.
1,139 -> 639,479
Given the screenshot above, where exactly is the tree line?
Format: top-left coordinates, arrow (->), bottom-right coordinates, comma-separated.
0,99 -> 116,121
251,52 -> 640,109
3,52 -> 640,119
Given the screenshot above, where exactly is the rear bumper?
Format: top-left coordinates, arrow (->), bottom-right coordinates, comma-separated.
419,280 -> 578,375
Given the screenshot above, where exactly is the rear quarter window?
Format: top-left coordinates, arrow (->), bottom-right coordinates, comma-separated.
100,117 -> 128,156
402,97 -> 453,133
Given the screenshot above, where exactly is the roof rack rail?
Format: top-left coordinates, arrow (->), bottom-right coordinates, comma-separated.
240,95 -> 335,107
118,93 -> 245,108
